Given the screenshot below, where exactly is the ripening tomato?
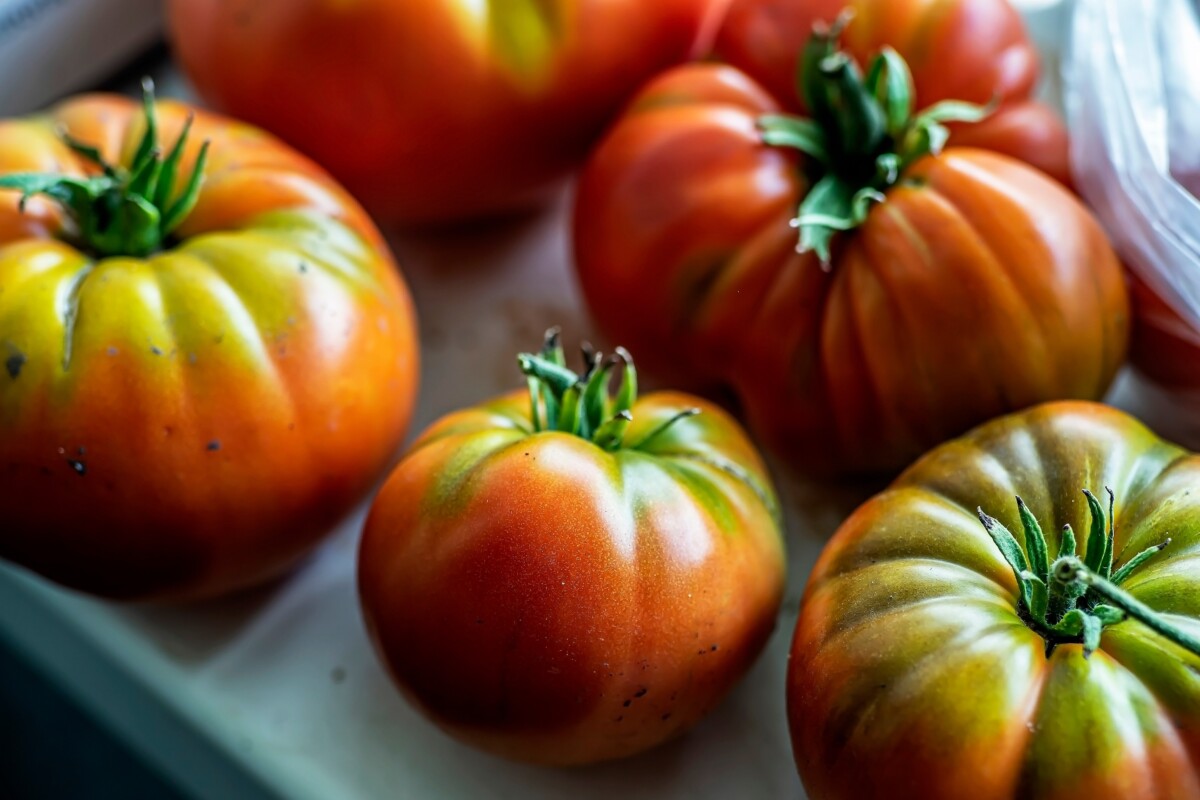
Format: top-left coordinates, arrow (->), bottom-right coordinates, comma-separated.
359,334 -> 785,765
573,23 -> 1127,474
0,85 -> 419,601
167,0 -> 728,223
714,0 -> 1071,184
789,402 -> 1200,799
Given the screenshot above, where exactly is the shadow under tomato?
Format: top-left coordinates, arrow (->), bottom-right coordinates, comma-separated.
0,637 -> 188,800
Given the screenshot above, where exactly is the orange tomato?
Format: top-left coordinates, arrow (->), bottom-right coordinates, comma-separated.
0,89 -> 418,600
360,338 -> 784,764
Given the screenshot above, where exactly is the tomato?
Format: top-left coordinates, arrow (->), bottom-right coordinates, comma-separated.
359,334 -> 785,765
0,86 -> 419,601
788,401 -> 1200,798
1129,274 -> 1200,390
714,0 -> 1071,184
167,0 -> 727,224
573,25 -> 1127,474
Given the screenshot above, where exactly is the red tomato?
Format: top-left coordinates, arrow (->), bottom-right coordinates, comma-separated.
168,0 -> 728,223
1129,274 -> 1200,390
573,23 -> 1126,474
789,402 -> 1200,798
359,335 -> 785,764
714,0 -> 1071,184
0,87 -> 418,600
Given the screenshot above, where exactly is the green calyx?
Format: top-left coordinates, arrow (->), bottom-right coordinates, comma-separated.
758,14 -> 992,264
978,490 -> 1200,660
518,328 -> 699,452
0,78 -> 209,259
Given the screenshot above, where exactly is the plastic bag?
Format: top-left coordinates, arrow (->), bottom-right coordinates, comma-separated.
1066,0 -> 1200,443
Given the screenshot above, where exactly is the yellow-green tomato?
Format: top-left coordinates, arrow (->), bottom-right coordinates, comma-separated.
790,402 -> 1200,799
0,89 -> 419,600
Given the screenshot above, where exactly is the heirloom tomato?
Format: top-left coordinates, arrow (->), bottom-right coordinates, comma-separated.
0,85 -> 418,601
359,333 -> 785,765
168,0 -> 728,223
1129,275 -> 1200,391
715,0 -> 1071,184
789,402 -> 1200,799
573,24 -> 1127,474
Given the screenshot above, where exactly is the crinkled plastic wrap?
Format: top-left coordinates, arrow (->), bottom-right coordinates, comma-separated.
1066,0 -> 1200,444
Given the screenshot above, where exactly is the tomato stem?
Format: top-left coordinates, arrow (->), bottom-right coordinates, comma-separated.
979,492 -> 1195,660
0,78 -> 209,258
517,330 -> 699,452
758,23 -> 992,264
1054,557 -> 1200,658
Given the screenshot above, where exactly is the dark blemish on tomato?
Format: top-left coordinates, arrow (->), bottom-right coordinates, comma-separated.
331,667 -> 346,684
615,716 -> 624,723
151,345 -> 163,356
76,447 -> 86,456
67,460 -> 86,476
107,346 -> 119,356
207,440 -> 221,452
634,687 -> 647,698
215,333 -> 225,345
163,426 -> 174,438
5,351 -> 25,379
661,713 -> 672,721
623,699 -> 631,708
298,261 -> 309,274
710,644 -> 718,652
188,352 -> 197,365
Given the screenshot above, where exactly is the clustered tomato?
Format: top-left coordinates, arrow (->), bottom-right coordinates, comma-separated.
168,0 -> 727,223
1129,274 -> 1200,391
360,334 -> 786,765
574,10 -> 1126,474
0,86 -> 418,600
715,0 -> 1073,184
1,1 -> 1194,793
790,402 -> 1200,798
